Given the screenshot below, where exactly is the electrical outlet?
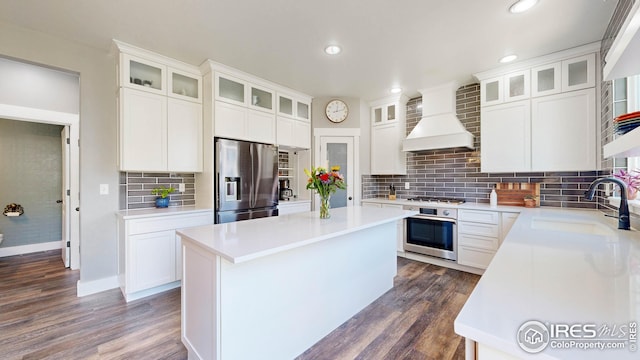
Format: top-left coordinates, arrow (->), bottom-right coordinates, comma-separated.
99,184 -> 109,195
179,183 -> 186,193
405,182 -> 410,190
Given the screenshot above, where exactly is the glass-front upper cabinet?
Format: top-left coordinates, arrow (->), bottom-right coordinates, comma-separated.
562,53 -> 596,92
249,84 -> 274,113
504,70 -> 530,102
371,103 -> 397,125
169,68 -> 201,103
481,77 -> 504,106
278,95 -> 294,117
532,62 -> 561,97
121,54 -> 166,95
296,100 -> 310,121
215,73 -> 246,106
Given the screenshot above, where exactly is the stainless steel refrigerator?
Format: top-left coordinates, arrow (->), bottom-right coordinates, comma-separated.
215,138 -> 279,224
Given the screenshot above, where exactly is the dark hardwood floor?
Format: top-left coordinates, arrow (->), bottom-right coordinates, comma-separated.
0,251 -> 479,360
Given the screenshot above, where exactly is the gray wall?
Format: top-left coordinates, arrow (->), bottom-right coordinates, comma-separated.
0,21 -> 119,283
311,96 -> 371,175
0,119 -> 63,247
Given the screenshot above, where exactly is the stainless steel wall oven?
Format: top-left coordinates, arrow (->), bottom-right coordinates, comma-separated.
403,206 -> 457,261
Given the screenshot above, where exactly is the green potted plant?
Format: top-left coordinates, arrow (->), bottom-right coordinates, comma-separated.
151,185 -> 175,208
523,194 -> 538,208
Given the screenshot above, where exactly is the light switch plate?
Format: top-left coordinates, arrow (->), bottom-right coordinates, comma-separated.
99,184 -> 109,195
179,183 -> 186,193
405,182 -> 410,190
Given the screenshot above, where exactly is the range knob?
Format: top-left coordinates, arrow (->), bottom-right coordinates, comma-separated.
442,210 -> 450,216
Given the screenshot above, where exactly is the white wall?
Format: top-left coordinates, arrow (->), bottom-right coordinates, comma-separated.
0,21 -> 119,285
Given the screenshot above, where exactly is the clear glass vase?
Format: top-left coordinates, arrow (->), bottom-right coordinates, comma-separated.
319,195 -> 331,219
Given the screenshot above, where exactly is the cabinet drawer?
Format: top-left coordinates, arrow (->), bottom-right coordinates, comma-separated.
458,221 -> 499,238
458,210 -> 500,224
128,212 -> 213,235
458,233 -> 499,251
458,245 -> 496,269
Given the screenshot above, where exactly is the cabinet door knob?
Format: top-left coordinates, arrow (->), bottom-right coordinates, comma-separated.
348,196 -> 353,201
56,200 -> 63,203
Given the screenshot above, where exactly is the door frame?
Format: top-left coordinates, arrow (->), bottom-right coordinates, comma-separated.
313,128 -> 361,208
0,103 -> 80,270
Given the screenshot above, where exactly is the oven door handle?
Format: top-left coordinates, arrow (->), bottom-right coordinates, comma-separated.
411,215 -> 456,224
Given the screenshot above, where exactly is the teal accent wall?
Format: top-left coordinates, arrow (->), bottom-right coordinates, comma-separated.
0,118 -> 63,248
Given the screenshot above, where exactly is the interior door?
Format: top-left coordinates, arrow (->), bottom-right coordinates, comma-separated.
61,126 -> 70,267
319,136 -> 354,208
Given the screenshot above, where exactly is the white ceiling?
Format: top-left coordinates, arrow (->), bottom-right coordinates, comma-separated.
0,0 -> 617,100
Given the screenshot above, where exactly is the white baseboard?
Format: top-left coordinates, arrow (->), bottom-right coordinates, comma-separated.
76,276 -> 119,297
0,241 -> 61,258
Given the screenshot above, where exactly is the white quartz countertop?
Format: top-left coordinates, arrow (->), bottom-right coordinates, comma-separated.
177,206 -> 416,264
361,197 -> 524,212
454,207 -> 640,359
116,206 -> 213,220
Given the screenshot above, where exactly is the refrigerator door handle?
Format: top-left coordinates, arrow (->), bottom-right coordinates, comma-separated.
250,143 -> 256,208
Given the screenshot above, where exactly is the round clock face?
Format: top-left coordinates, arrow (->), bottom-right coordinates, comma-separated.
325,99 -> 349,123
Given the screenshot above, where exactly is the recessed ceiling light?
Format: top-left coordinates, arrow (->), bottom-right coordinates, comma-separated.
390,87 -> 402,94
324,45 -> 341,55
509,0 -> 538,14
500,54 -> 518,63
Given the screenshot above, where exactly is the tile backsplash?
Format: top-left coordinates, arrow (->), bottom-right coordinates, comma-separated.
120,172 -> 196,210
362,85 -> 607,209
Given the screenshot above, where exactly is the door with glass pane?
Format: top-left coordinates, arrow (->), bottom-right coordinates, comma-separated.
319,136 -> 355,209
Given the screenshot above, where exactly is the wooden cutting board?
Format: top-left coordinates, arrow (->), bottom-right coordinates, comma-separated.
495,183 -> 540,206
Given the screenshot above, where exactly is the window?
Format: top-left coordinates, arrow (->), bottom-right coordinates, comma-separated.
613,75 -> 640,171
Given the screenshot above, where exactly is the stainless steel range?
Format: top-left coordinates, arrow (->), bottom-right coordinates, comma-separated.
403,202 -> 459,261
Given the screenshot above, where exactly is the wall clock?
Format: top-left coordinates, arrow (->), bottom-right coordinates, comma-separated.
325,99 -> 349,123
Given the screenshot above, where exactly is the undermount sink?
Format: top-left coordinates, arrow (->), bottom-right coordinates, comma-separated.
530,217 -> 614,236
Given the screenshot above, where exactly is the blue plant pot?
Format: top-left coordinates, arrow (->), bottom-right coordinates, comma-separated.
155,197 -> 170,208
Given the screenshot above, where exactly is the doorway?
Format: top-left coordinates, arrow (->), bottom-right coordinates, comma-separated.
0,105 -> 79,269
314,128 -> 360,210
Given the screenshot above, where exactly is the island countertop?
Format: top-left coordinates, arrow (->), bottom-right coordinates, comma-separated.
177,206 -> 416,264
454,207 -> 640,359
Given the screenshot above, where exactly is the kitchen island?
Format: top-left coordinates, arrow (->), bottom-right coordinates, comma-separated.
177,206 -> 416,360
455,208 -> 640,359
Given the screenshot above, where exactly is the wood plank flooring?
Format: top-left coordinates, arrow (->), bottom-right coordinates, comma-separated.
0,251 -> 479,360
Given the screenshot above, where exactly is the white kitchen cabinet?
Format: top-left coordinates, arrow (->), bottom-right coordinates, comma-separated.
532,62 -> 562,97
247,109 -> 276,144
531,88 -> 596,171
480,71 -> 529,106
561,53 -> 596,92
215,72 -> 275,114
457,209 -> 500,270
119,88 -> 202,172
168,98 -> 203,172
277,117 -> 311,149
214,101 -> 276,144
277,92 -> 312,149
115,40 -> 203,172
117,210 -> 214,302
129,230 -> 176,293
119,88 -> 167,171
370,94 -> 408,175
249,83 -> 275,113
480,100 -> 531,172
476,47 -> 598,173
169,68 -> 202,103
120,53 -> 166,95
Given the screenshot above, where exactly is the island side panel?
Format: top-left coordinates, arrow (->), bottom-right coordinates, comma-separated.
181,238 -> 220,360
219,222 -> 397,359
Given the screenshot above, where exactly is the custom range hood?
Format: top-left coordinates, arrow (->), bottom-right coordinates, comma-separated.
402,82 -> 474,152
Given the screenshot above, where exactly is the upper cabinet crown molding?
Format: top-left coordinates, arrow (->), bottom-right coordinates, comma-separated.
112,40 -> 201,75
603,1 -> 640,81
